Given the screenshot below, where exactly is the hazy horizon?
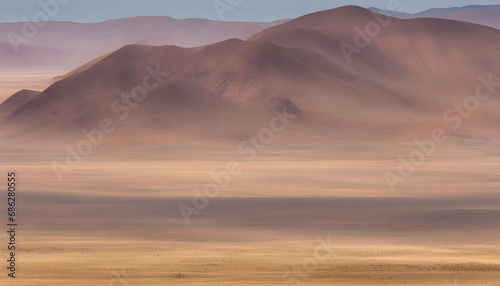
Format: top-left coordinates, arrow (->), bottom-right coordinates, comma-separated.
1,0 -> 500,23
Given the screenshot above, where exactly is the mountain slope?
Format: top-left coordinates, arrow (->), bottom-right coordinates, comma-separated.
0,89 -> 40,117
250,6 -> 500,99
2,6 -> 500,144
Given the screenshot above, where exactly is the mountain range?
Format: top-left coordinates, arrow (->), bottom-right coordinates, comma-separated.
1,5 -> 500,145
369,4 -> 500,30
0,16 -> 285,71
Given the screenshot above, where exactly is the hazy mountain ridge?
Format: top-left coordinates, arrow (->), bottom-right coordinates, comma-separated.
2,6 -> 500,144
369,4 -> 500,30
0,16 -> 286,71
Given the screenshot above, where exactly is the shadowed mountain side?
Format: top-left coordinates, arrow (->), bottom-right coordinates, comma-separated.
0,89 -> 40,117
1,80 -> 281,144
0,46 -> 442,143
250,6 -> 500,89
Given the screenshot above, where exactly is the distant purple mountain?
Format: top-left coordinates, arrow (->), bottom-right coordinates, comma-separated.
369,5 -> 500,30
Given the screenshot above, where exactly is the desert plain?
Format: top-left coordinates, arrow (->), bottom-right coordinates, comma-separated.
0,138 -> 499,285
1,5 -> 500,286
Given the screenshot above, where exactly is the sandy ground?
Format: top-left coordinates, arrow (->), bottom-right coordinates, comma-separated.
1,139 -> 499,285
10,225 -> 500,285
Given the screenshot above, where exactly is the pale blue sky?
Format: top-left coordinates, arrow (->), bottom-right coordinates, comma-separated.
1,0 -> 500,23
